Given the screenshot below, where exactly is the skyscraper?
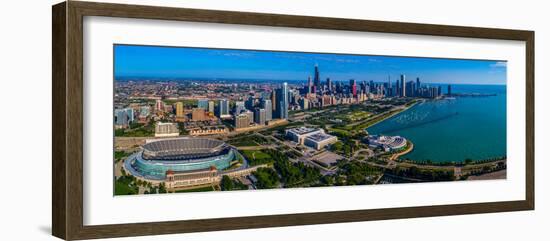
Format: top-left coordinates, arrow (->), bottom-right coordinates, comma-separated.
307,76 -> 313,94
271,91 -> 277,118
387,76 -> 392,97
245,96 -> 255,110
313,64 -> 320,92
244,110 -> 254,124
447,85 -> 452,96
326,78 -> 333,93
350,79 -> 357,97
416,77 -> 421,96
406,81 -> 416,97
208,100 -> 215,113
217,99 -> 230,118
234,113 -> 250,129
254,108 -> 266,125
400,74 -> 406,97
114,108 -> 130,127
261,99 -> 272,121
336,81 -> 342,94
125,108 -> 134,123
276,82 -> 289,120
369,80 -> 375,93
234,101 -> 245,115
175,102 -> 184,119
299,98 -> 309,110
395,79 -> 400,96
429,86 -> 439,98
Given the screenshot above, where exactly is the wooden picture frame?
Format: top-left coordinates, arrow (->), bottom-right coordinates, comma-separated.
52,1 -> 534,240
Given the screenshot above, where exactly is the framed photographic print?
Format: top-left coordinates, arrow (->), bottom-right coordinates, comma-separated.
52,1 -> 534,240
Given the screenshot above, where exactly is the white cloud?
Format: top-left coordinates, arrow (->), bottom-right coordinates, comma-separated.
491,61 -> 507,68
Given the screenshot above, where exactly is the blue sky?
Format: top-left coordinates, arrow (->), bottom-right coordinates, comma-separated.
114,45 -> 507,85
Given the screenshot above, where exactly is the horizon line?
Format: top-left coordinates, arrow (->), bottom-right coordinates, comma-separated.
114,76 -> 507,86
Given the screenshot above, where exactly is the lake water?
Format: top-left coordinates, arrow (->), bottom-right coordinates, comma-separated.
367,84 -> 506,163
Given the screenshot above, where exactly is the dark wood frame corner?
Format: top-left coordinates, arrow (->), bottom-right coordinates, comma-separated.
52,1 -> 535,240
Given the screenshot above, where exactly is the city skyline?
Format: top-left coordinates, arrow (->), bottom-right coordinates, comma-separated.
114,44 -> 507,85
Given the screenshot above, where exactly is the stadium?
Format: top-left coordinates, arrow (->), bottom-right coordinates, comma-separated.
125,138 -> 235,180
365,135 -> 407,152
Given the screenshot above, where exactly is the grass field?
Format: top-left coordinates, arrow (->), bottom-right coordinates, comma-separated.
229,139 -> 259,147
241,150 -> 273,166
228,134 -> 272,147
114,180 -> 138,195
337,110 -> 372,122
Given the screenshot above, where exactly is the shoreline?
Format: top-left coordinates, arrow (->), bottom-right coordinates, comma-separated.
390,140 -> 414,161
398,157 -> 507,167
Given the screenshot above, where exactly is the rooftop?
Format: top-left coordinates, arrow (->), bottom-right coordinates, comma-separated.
287,127 -> 319,135
157,122 -> 177,126
306,133 -> 336,142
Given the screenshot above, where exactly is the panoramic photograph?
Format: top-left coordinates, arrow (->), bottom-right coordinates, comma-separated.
113,44 -> 507,195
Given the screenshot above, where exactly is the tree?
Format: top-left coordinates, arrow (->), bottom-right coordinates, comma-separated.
252,168 -> 279,189
220,175 -> 233,191
331,141 -> 344,152
158,182 -> 167,193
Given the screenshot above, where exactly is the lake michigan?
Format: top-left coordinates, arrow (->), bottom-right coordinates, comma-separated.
367,84 -> 506,163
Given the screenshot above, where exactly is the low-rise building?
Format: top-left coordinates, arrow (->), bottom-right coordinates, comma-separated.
165,166 -> 219,189
303,132 -> 338,150
234,113 -> 250,129
286,127 -> 337,150
285,127 -> 324,144
154,122 -> 179,137
188,126 -> 229,136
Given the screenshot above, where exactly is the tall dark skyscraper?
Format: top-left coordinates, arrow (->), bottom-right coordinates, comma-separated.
271,91 -> 277,118
395,80 -> 400,96
313,64 -> 320,92
276,82 -> 289,119
336,81 -> 342,94
387,76 -> 393,97
406,81 -> 415,97
447,84 -> 452,96
416,77 -> 421,94
369,80 -> 375,92
245,96 -> 255,110
361,80 -> 367,94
